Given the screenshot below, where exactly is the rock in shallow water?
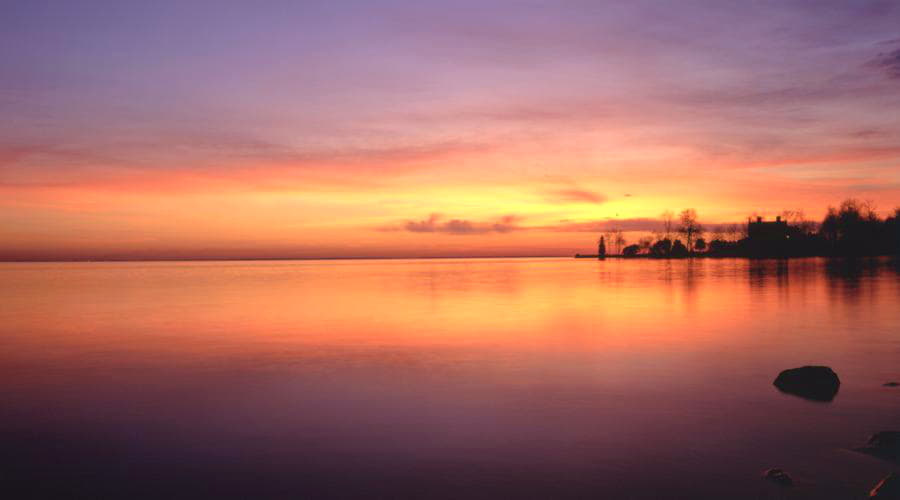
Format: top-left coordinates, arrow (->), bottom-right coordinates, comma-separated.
870,473 -> 900,498
773,365 -> 840,402
857,431 -> 900,462
762,468 -> 793,486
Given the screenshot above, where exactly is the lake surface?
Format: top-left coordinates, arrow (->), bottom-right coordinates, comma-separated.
2,257 -> 900,499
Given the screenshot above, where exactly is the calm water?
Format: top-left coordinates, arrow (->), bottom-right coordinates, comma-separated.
2,257 -> 900,499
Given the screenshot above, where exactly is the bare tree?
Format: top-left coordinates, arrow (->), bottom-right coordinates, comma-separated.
725,223 -> 743,242
614,230 -> 626,255
678,209 -> 703,253
780,209 -> 803,224
781,209 -> 817,235
860,199 -> 877,220
602,229 -> 615,249
604,228 -> 625,255
661,211 -> 674,241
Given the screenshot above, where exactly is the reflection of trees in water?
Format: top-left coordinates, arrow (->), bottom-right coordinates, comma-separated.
659,258 -> 674,284
648,258 -> 702,314
683,258 -> 700,294
823,257 -> 898,305
746,257 -> 900,305
747,259 -> 790,291
678,259 -> 703,314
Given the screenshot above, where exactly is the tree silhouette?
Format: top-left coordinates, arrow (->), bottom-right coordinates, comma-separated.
604,228 -> 626,255
585,198 -> 899,260
661,210 -> 674,241
651,238 -> 672,257
614,231 -> 626,255
678,209 -> 703,254
820,198 -> 887,256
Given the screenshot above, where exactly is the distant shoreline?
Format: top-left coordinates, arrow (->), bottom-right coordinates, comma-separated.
575,253 -> 898,260
2,254 -> 895,264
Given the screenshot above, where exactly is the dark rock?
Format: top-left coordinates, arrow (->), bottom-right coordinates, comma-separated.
762,468 -> 793,487
773,365 -> 840,402
870,473 -> 900,498
884,382 -> 900,387
857,431 -> 900,462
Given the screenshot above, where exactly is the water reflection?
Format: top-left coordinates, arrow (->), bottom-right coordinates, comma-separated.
1,258 -> 899,499
747,259 -> 790,290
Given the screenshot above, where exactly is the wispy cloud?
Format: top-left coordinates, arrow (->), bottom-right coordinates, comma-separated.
390,214 -> 522,235
0,139 -> 490,192
869,45 -> 900,79
542,188 -> 607,204
387,215 -> 666,234
388,214 -> 765,235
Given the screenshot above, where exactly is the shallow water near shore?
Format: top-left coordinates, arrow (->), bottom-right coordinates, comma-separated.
2,257 -> 900,499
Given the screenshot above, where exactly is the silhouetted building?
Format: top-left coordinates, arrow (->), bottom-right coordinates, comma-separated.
747,216 -> 792,256
748,216 -> 789,242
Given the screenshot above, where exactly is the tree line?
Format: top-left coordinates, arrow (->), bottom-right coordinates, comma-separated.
602,199 -> 900,258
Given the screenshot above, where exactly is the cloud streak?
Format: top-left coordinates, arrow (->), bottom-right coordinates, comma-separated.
542,188 -> 607,204
390,215 -> 758,235
0,139 -> 490,192
870,46 -> 900,79
398,214 -> 522,235
389,215 -> 681,234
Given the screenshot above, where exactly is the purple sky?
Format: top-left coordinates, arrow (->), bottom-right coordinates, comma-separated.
2,0 -> 900,258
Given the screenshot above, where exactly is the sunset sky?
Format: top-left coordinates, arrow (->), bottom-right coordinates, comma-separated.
3,0 -> 900,259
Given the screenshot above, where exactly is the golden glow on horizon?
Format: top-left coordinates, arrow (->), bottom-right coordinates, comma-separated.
3,143 -> 897,259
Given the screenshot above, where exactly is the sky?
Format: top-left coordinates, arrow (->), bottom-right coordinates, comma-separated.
2,0 -> 900,259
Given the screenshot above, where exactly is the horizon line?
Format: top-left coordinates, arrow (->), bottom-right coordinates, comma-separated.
0,254 -> 571,264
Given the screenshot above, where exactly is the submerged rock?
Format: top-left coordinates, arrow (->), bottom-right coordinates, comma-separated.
773,365 -> 840,402
857,431 -> 900,461
870,473 -> 900,498
762,468 -> 793,487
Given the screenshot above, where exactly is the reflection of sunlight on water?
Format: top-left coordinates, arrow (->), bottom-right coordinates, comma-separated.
1,257 -> 899,498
